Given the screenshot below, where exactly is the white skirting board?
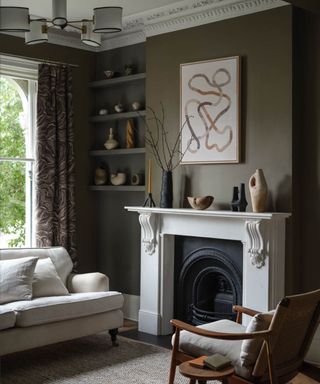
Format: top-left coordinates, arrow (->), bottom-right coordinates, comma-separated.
306,325 -> 320,367
123,294 -> 140,322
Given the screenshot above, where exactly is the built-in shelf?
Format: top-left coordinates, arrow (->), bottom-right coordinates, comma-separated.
89,185 -> 145,192
90,148 -> 146,156
90,110 -> 146,122
89,73 -> 146,89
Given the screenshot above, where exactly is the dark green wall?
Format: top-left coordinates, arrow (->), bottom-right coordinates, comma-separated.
0,34 -> 96,272
146,7 -> 297,292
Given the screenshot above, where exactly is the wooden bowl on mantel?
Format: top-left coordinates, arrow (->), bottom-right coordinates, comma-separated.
187,196 -> 214,210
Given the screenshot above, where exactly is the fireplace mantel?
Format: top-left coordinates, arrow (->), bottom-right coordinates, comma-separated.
125,207 -> 291,335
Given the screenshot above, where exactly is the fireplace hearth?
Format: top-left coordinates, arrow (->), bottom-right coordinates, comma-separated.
175,237 -> 242,325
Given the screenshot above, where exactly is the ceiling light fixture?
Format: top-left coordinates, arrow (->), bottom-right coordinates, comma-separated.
0,1 -> 123,47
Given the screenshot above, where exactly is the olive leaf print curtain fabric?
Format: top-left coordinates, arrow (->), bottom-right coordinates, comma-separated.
35,64 -> 77,265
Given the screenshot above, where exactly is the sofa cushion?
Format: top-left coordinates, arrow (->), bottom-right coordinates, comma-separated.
240,310 -> 275,367
0,257 -> 38,304
33,258 -> 69,297
0,308 -> 16,330
0,247 -> 73,286
2,291 -> 124,327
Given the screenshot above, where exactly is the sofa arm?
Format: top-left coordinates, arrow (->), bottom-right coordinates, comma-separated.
67,272 -> 109,293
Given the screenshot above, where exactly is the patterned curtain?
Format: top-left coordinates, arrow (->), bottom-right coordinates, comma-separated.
35,64 -> 77,266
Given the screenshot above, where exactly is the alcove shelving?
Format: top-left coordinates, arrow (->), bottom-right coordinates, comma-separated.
89,71 -> 146,192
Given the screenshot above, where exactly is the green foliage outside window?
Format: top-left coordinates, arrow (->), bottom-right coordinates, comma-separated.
0,77 -> 26,247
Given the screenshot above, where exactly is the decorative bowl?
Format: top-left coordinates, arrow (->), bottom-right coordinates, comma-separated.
187,196 -> 214,210
104,70 -> 114,79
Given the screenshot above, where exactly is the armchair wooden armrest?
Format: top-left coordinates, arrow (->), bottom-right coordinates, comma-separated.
232,305 -> 261,323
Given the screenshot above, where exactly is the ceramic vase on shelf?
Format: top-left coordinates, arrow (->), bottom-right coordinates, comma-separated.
104,128 -> 119,150
249,168 -> 268,212
160,170 -> 173,208
126,119 -> 135,149
94,165 -> 107,185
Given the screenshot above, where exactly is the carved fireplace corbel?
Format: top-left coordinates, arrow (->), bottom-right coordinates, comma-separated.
138,213 -> 157,255
245,220 -> 266,268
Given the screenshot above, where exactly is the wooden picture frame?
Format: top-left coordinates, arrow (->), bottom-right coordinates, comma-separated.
180,56 -> 240,164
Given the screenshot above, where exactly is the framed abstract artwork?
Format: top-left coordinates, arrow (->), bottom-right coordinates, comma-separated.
180,56 -> 240,164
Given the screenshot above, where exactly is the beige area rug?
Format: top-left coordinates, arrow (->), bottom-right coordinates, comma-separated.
0,334 -> 193,384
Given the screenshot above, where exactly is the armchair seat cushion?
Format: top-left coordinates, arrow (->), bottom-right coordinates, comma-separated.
0,308 -> 16,330
177,319 -> 252,379
2,291 -> 123,327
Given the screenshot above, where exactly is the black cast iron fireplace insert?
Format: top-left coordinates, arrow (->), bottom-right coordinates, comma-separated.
174,237 -> 242,325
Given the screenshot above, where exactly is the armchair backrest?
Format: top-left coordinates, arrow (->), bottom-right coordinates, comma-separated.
252,289 -> 320,380
0,247 -> 73,285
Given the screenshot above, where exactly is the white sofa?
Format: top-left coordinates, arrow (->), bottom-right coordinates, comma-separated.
0,247 -> 124,356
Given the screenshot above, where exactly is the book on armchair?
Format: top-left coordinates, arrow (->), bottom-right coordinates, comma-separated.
204,353 -> 232,371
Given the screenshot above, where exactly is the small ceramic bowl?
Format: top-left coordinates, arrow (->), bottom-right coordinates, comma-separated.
104,70 -> 114,79
187,196 -> 214,210
98,109 -> 108,115
114,103 -> 124,113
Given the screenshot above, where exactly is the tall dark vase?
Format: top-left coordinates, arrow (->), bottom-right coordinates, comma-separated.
160,170 -> 173,208
238,183 -> 248,212
231,186 -> 239,211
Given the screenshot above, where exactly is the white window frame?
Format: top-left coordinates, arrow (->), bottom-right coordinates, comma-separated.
0,55 -> 38,247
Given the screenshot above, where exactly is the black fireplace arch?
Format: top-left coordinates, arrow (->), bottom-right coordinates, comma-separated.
175,246 -> 242,325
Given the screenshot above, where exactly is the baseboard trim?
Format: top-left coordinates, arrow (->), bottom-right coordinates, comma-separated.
123,294 -> 140,322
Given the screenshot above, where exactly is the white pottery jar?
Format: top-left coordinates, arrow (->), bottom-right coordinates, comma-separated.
249,169 -> 268,212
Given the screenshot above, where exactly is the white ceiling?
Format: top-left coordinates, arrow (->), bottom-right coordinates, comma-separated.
0,0 -> 181,19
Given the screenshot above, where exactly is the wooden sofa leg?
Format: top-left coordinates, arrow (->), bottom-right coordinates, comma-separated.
109,328 -> 119,346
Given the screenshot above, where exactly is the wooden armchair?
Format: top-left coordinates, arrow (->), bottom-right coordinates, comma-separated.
169,289 -> 320,384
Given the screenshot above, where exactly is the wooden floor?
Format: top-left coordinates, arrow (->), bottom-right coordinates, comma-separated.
120,320 -> 320,383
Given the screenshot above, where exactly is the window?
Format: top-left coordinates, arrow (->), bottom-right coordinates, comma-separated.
0,57 -> 38,248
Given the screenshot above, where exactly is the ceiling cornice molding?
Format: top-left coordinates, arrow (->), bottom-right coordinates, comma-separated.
100,0 -> 288,51
144,0 -> 287,37
1,0 -> 288,52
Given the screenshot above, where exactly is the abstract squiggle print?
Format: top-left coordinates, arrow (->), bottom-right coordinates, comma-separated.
184,68 -> 233,154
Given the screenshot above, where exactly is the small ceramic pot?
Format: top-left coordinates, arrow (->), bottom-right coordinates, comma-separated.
131,101 -> 141,111
110,173 -> 126,186
124,65 -> 135,76
131,173 -> 142,186
94,166 -> 107,186
104,70 -> 114,79
99,109 -> 108,115
114,103 -> 124,113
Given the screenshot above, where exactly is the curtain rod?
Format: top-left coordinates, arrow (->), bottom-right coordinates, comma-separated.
0,52 -> 79,68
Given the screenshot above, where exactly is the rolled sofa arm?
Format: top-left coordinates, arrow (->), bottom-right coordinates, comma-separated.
67,272 -> 109,293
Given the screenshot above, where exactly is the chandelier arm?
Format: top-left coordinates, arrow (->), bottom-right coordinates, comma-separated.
68,20 -> 93,24
66,23 -> 82,31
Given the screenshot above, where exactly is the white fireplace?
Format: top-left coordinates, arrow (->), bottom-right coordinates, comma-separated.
126,207 -> 290,336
